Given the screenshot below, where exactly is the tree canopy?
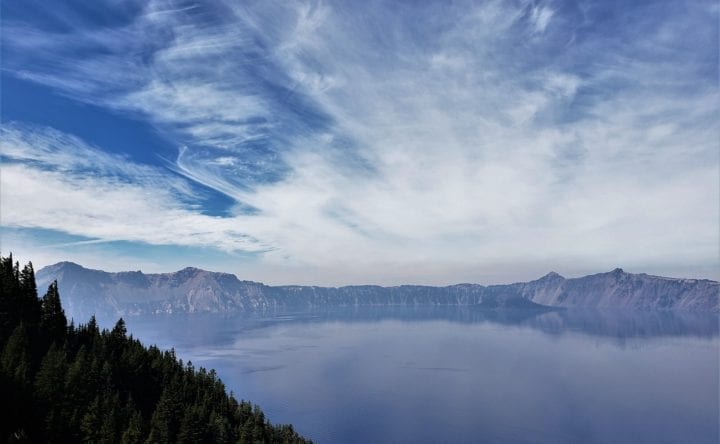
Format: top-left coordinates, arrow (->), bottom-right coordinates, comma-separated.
0,253 -> 310,443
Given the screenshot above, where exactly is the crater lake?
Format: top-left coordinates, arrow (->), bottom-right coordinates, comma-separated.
123,307 -> 719,444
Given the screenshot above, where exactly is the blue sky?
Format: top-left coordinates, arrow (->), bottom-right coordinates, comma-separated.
1,0 -> 718,285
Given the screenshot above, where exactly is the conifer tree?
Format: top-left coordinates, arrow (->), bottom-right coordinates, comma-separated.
19,262 -> 37,298
81,395 -> 103,443
40,281 -> 67,341
1,323 -> 31,385
0,323 -> 33,440
121,409 -> 144,444
0,253 -> 311,443
35,343 -> 69,440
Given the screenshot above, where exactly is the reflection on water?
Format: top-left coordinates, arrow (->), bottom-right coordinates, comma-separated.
125,308 -> 719,444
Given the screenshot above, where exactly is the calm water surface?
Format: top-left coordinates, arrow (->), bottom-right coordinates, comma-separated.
124,308 -> 719,443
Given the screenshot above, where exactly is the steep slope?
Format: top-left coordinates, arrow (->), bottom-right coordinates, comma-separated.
36,262 -> 719,321
1,256 -> 309,443
521,268 -> 719,311
36,263 -> 271,319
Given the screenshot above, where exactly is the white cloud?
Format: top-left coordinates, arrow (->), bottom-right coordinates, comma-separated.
530,6 -> 554,34
0,125 -> 266,252
1,0 -> 718,284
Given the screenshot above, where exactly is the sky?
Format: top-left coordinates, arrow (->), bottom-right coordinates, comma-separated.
1,0 -> 718,286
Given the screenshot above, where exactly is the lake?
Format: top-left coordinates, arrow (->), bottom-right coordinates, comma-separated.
123,307 -> 719,443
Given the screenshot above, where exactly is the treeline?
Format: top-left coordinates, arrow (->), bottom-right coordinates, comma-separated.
0,254 -> 310,443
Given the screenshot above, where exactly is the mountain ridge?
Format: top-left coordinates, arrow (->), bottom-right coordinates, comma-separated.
36,262 -> 719,321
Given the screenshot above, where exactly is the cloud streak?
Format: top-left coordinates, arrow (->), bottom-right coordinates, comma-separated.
1,0 -> 717,284
0,124 -> 267,252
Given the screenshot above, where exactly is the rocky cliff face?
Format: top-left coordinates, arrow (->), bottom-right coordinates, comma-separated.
521,269 -> 718,311
36,262 -> 719,322
36,262 -> 272,320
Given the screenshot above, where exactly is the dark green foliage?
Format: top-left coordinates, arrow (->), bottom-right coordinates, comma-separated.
0,254 -> 311,443
40,280 -> 67,342
1,255 -> 42,340
121,407 -> 144,444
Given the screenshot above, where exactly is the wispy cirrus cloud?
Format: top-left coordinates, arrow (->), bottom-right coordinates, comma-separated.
1,0 -> 717,284
0,124 -> 267,252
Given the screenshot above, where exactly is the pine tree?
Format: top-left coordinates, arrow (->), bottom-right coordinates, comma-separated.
0,323 -> 33,440
177,405 -> 207,443
1,323 -> 31,384
35,343 -> 69,441
108,318 -> 128,359
147,385 -> 182,443
65,346 -> 94,436
0,254 -> 22,340
99,400 -> 119,443
40,281 -> 67,342
19,262 -> 36,295
0,253 -> 311,444
121,409 -> 144,444
81,396 -> 103,443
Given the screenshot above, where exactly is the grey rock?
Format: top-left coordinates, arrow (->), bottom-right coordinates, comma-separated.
36,262 -> 719,322
521,268 -> 718,311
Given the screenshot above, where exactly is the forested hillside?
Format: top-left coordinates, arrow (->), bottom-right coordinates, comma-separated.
0,254 -> 310,443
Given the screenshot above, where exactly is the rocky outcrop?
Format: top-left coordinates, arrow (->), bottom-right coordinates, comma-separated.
36,262 -> 719,321
521,269 -> 718,311
36,262 -> 271,319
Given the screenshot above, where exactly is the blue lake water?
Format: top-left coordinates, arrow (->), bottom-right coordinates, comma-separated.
124,307 -> 719,443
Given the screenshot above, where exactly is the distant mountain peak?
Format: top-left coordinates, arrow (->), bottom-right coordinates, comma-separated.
541,271 -> 564,280
176,266 -> 205,273
43,261 -> 110,275
50,261 -> 84,269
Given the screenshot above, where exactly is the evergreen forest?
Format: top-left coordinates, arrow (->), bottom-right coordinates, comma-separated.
0,253 -> 311,443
